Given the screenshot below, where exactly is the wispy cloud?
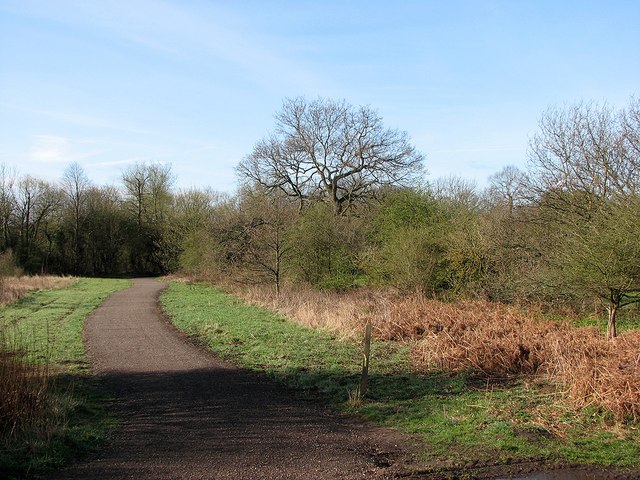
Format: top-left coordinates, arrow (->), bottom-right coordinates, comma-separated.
110,1 -> 326,91
6,105 -> 153,136
431,145 -> 522,155
28,135 -> 106,163
86,157 -> 144,168
5,0 -> 329,93
30,135 -> 69,162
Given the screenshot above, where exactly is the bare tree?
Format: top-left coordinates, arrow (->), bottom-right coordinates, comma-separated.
238,189 -> 296,296
528,102 -> 637,210
14,176 -> 60,270
122,163 -> 150,227
432,175 -> 481,212
527,100 -> 640,338
122,162 -> 177,274
147,163 -> 175,224
238,97 -> 424,215
122,162 -> 174,225
486,165 -> 527,214
61,162 -> 91,272
0,164 -> 16,250
621,97 -> 640,174
84,185 -> 126,274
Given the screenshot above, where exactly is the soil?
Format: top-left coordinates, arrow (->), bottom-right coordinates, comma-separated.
43,278 -> 639,480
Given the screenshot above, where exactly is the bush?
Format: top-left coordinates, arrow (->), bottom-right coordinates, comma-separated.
286,203 -> 363,289
364,190 -> 451,293
0,250 -> 21,282
179,229 -> 225,279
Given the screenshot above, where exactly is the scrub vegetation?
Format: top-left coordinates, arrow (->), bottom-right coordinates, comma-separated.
238,285 -> 640,423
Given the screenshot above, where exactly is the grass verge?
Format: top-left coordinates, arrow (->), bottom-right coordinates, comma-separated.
161,281 -> 640,472
0,277 -> 131,479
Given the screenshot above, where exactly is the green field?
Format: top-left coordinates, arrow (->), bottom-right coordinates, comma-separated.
0,278 -> 131,478
161,281 -> 640,473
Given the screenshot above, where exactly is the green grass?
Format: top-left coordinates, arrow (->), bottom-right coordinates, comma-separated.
0,277 -> 131,479
571,310 -> 640,333
556,298 -> 640,333
161,281 -> 640,472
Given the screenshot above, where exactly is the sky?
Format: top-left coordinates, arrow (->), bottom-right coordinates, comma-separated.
1,0 -> 639,193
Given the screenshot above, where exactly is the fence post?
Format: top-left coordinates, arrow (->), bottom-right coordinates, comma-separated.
359,321 -> 372,399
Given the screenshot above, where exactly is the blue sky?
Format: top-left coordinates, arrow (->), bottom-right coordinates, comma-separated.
1,1 -> 638,192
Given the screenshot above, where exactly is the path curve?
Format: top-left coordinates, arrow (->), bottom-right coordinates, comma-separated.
47,278 -> 416,480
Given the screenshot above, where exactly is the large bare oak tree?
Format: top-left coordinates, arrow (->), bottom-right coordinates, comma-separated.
238,97 -> 424,215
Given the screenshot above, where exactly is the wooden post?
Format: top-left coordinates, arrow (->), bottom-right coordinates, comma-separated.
359,321 -> 372,399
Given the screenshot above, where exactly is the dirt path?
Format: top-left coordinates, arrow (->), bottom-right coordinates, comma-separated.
47,278 -> 417,480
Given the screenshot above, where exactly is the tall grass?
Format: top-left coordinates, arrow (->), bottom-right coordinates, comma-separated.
0,273 -> 76,432
232,283 -> 640,423
0,326 -> 59,452
0,275 -> 75,305
0,275 -> 71,475
237,283 -> 374,337
0,276 -> 130,477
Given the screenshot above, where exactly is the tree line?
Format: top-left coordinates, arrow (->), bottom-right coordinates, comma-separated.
0,161 -> 180,276
2,96 -> 639,338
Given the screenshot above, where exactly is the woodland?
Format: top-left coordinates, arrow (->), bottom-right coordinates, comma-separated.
3,96 -> 640,339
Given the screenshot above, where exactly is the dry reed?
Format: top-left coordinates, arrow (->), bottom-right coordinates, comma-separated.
0,275 -> 75,305
233,284 -> 388,338
0,326 -> 51,442
0,275 -> 74,445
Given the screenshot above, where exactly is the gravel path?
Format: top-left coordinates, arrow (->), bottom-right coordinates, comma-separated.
47,278 -> 416,480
